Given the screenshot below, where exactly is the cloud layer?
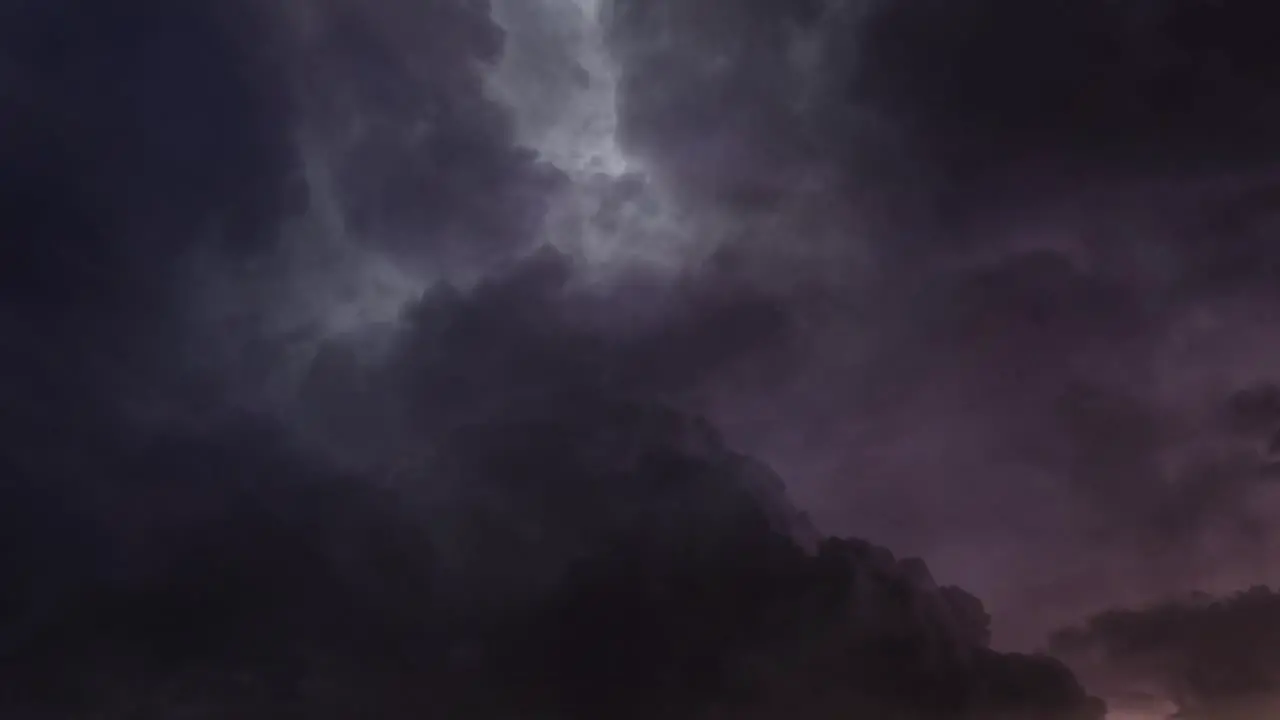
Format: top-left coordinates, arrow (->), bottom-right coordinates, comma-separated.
5,3 -> 1280,713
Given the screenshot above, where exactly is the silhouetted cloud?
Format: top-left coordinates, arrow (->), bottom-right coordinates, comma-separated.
2,394 -> 1105,719
1051,586 -> 1280,717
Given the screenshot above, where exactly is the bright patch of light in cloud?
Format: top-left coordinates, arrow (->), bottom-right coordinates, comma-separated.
486,0 -> 717,276
486,0 -> 632,180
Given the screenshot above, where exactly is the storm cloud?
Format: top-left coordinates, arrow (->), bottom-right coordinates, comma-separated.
4,0 -> 1280,716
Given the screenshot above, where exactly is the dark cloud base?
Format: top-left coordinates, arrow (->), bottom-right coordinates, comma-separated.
1051,586 -> 1280,717
0,249 -> 1104,717
0,394 -> 1106,719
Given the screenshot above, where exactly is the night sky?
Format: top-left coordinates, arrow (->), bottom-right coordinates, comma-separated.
4,1 -> 1280,717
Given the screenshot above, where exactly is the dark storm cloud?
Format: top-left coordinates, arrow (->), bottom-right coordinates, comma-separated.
0,0 -> 573,423
0,0 -> 295,257
283,246 -> 796,465
583,0 -> 1280,650
602,0 -> 924,272
852,0 -> 1280,195
1,390 -> 1108,718
1050,586 -> 1280,716
282,0 -> 562,271
0,0 -> 302,466
0,0 -> 554,652
6,0 -> 1280,715
0,0 -> 1116,704
237,3 -> 1280,683
603,0 -> 1280,240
